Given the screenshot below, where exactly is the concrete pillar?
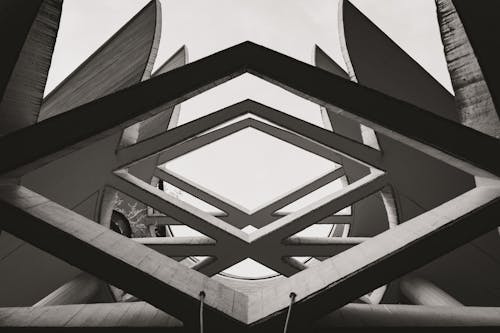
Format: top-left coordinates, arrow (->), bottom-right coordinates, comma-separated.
436,0 -> 500,138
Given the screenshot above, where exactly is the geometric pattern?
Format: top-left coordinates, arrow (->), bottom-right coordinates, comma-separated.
1,41 -> 500,331
115,100 -> 384,278
159,121 -> 341,216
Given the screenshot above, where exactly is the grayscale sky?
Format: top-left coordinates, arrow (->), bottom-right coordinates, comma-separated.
45,0 -> 452,94
44,0 -> 453,278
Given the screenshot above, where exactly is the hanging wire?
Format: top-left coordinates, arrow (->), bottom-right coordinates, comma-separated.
283,292 -> 297,333
199,291 -> 206,333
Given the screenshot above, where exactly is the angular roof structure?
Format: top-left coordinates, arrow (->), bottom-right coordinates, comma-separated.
1,0 -> 500,331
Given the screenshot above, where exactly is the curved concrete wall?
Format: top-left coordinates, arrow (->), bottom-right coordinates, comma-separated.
0,0 -> 47,105
340,0 -> 457,121
0,0 -> 62,136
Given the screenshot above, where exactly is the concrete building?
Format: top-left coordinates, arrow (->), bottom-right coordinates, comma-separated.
1,0 -> 500,331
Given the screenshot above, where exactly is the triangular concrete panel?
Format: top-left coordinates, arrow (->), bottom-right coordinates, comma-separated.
313,45 -> 349,80
39,0 -> 162,121
339,0 -> 458,121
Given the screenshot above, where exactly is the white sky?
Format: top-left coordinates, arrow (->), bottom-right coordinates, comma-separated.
163,127 -> 340,213
44,0 -> 453,279
45,0 -> 452,94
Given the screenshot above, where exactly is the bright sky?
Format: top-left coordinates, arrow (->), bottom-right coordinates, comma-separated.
45,0 -> 452,94
44,0 -> 453,279
163,127 -> 340,214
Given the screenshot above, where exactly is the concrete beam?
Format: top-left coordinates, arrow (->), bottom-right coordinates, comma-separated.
251,169 -> 346,228
3,42 -> 498,179
112,166 -> 386,279
154,167 -> 246,220
400,276 -> 463,307
3,302 -> 499,329
316,303 -> 500,328
281,237 -> 368,256
110,171 -> 248,243
248,186 -> 500,328
135,236 -> 217,257
0,184 -> 248,328
0,302 -> 182,328
33,272 -> 114,306
123,45 -> 188,167
249,171 -> 388,243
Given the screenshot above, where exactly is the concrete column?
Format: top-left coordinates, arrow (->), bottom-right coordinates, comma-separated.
400,276 -> 462,306
436,0 -> 500,138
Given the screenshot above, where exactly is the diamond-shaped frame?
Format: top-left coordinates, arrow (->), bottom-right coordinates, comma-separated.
154,116 -> 346,219
111,100 -> 385,278
1,42 -> 500,331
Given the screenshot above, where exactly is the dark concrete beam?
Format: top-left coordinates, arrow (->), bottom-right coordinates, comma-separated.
4,41 -> 498,178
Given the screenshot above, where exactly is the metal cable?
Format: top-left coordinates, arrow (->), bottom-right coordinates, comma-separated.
283,292 -> 296,333
199,291 -> 205,333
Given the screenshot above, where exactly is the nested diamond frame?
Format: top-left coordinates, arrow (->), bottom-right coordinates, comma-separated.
1,42 -> 500,330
